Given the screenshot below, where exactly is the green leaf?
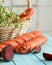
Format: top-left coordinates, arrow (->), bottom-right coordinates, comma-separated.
14,23 -> 19,28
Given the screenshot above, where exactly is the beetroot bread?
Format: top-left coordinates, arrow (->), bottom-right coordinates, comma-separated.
43,53 -> 52,60
0,44 -> 14,61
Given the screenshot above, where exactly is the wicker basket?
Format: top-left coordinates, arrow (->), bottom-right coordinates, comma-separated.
0,0 -> 31,42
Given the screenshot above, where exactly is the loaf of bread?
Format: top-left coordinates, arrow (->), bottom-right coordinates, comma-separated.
1,30 -> 47,54
15,36 -> 47,54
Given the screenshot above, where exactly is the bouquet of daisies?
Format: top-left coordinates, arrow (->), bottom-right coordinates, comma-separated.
0,0 -> 26,28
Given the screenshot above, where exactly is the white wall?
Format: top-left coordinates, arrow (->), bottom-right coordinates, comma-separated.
0,0 -> 52,36
38,0 -> 52,36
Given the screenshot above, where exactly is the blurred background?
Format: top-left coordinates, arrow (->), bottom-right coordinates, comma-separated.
0,0 -> 52,36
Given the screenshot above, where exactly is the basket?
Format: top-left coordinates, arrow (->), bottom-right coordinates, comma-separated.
0,0 -> 31,43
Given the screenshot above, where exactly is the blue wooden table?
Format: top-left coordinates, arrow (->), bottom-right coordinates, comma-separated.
0,34 -> 52,65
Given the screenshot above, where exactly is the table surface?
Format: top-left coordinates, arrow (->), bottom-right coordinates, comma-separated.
0,33 -> 52,65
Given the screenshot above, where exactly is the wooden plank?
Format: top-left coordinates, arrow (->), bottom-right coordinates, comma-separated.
0,53 -> 45,65
0,60 -> 14,65
33,34 -> 52,65
13,53 -> 45,65
33,48 -> 52,65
